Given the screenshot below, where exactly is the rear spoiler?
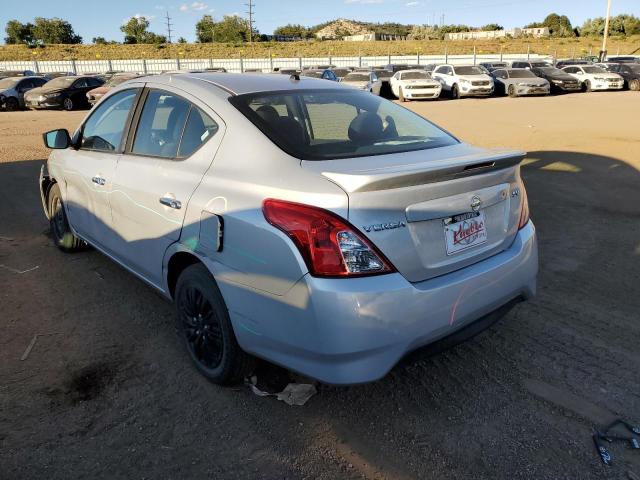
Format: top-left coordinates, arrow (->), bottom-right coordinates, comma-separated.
315,150 -> 525,193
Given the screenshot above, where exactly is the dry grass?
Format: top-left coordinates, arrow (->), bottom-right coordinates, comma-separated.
1,36 -> 639,61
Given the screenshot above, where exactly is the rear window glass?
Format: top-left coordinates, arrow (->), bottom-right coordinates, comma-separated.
508,70 -> 536,78
229,89 -> 458,160
455,66 -> 485,75
344,74 -> 370,82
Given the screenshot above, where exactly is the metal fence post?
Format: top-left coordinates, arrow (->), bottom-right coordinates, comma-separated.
387,53 -> 391,64
527,45 -> 531,61
176,57 -> 181,70
240,57 -> 244,73
358,55 -> 362,68
208,58 -> 213,68
71,59 -> 77,74
500,47 -> 503,62
473,45 -> 477,65
142,59 -> 147,75
444,46 -> 448,64
107,59 -> 113,72
417,52 -> 420,65
33,60 -> 39,74
298,56 -> 302,70
269,50 -> 273,72
329,55 -> 332,66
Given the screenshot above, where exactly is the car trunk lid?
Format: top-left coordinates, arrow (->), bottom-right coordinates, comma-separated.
302,144 -> 526,283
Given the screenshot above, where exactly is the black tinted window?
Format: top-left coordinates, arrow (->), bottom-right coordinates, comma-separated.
81,89 -> 138,152
133,91 -> 190,158
178,107 -> 218,157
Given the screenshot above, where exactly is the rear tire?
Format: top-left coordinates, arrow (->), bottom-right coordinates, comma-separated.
48,183 -> 84,252
175,264 -> 254,385
630,79 -> 640,91
63,97 -> 74,111
451,84 -> 460,99
583,80 -> 592,92
5,97 -> 19,111
507,84 -> 517,98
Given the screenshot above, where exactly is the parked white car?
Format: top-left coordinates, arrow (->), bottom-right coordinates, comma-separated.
431,64 -> 494,99
561,65 -> 624,91
389,70 -> 442,101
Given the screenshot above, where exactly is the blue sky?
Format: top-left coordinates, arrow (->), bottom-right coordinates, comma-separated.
4,0 -> 639,43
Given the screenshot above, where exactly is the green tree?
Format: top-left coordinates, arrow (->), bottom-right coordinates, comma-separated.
4,20 -> 34,44
273,23 -> 310,39
177,37 -> 187,43
31,17 -> 82,44
92,36 -> 108,44
120,16 -> 165,44
526,13 -> 575,37
481,23 -> 503,31
581,14 -> 640,36
196,15 -> 216,42
215,15 -> 250,42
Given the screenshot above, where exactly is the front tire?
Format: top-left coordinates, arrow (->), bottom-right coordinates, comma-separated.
175,264 -> 254,385
451,84 -> 460,99
5,97 -> 19,111
630,79 -> 640,91
63,97 -> 74,111
399,87 -> 407,102
48,183 -> 84,252
508,84 -> 517,98
583,80 -> 592,92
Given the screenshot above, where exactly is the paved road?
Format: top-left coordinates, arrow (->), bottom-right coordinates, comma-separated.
1,92 -> 639,479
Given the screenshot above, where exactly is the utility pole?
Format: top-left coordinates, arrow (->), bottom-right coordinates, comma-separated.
165,11 -> 173,44
245,0 -> 255,43
600,0 -> 612,61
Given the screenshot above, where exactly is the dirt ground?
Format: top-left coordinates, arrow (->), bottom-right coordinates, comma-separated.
1,91 -> 639,480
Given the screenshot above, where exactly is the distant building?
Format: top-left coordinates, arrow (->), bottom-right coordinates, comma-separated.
343,33 -> 406,41
446,27 -> 550,41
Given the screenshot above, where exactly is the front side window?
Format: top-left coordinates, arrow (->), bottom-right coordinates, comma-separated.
230,89 -> 458,160
73,78 -> 89,88
132,90 -> 190,158
81,89 -> 138,152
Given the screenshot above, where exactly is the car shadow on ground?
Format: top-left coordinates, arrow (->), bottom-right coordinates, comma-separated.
1,151 -> 639,479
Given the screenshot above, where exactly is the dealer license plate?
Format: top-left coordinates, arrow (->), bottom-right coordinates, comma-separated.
443,211 -> 488,255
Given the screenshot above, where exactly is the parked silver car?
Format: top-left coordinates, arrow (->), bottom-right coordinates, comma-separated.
40,73 -> 538,385
340,71 -> 382,94
0,76 -> 48,111
490,68 -> 550,97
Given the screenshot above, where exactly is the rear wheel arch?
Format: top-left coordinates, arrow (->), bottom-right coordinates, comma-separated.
166,251 -> 204,299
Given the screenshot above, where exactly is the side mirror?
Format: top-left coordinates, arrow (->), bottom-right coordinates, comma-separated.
43,129 -> 71,149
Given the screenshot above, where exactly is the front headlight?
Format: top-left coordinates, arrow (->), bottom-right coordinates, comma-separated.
552,79 -> 563,84
594,77 -> 606,81
459,78 -> 470,84
44,92 -> 60,99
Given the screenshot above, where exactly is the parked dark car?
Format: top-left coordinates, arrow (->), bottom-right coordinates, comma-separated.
511,61 -> 553,70
330,67 -> 354,80
0,76 -> 48,111
383,64 -> 413,73
555,59 -> 593,68
480,62 -> 509,72
605,63 -> 640,90
300,69 -> 338,81
24,75 -> 104,110
273,68 -> 300,75
0,69 -> 36,79
417,63 -> 439,73
530,66 -> 582,93
606,56 -> 639,64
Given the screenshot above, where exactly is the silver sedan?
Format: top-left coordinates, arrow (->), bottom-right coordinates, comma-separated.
491,68 -> 550,97
39,72 -> 538,385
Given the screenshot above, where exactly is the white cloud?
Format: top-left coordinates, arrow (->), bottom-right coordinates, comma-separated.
179,4 -> 189,12
179,2 -> 209,12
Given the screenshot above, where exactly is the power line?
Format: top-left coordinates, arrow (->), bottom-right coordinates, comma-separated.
165,11 -> 174,44
245,0 -> 255,43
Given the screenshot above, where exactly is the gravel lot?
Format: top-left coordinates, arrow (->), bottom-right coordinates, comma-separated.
1,91 -> 639,480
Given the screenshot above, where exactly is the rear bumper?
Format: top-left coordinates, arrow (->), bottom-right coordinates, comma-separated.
224,221 -> 538,385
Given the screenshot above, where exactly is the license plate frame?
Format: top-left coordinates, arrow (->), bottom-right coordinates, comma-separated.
443,211 -> 488,255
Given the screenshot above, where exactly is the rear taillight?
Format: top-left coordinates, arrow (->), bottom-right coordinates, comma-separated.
262,199 -> 395,277
518,179 -> 530,229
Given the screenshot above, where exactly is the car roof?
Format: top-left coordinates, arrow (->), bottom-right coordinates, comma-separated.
398,69 -> 429,74
146,72 -> 343,95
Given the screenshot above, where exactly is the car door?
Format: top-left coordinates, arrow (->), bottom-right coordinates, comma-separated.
109,86 -> 225,286
62,87 -> 141,249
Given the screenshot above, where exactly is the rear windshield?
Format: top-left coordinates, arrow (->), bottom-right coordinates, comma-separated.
229,89 -> 458,160
508,70 -> 536,78
373,70 -> 392,79
455,66 -> 485,75
401,72 -> 430,80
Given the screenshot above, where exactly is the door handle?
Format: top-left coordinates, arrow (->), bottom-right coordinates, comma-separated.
159,197 -> 182,210
91,176 -> 106,186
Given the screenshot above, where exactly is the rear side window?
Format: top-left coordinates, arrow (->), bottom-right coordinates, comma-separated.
178,107 -> 218,157
81,89 -> 138,152
230,89 -> 458,160
132,91 -> 190,158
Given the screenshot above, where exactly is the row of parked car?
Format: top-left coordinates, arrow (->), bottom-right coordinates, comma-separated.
1,56 -> 638,111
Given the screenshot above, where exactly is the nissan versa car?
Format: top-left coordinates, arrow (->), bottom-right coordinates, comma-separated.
490,68 -> 550,97
0,76 -> 48,111
25,75 -> 104,110
39,73 -> 538,385
529,66 -> 582,93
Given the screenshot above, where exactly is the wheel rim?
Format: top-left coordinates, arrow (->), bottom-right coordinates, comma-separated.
51,196 -> 66,241
6,98 -> 18,110
178,286 -> 223,369
64,98 -> 72,110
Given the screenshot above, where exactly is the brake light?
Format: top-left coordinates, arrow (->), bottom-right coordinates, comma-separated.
262,199 -> 395,277
518,179 -> 530,229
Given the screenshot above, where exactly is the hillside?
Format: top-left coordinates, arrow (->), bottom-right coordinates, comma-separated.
0,36 -> 638,62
